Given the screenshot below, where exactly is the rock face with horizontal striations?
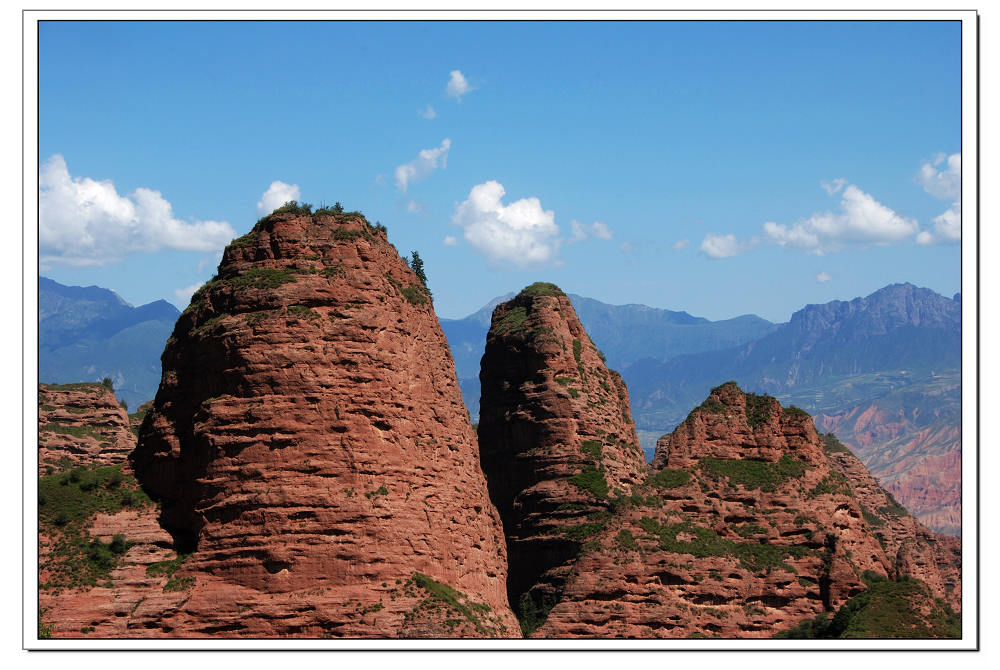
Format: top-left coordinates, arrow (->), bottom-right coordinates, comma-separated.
527,382 -> 959,638
128,206 -> 518,637
821,434 -> 961,612
477,282 -> 647,634
38,382 -> 135,474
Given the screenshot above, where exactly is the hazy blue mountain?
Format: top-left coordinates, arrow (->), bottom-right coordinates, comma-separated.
440,293 -> 778,423
568,295 -> 779,370
625,283 -> 961,431
38,277 -> 179,409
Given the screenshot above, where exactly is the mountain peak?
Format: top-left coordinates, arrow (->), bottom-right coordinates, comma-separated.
479,282 -> 646,630
652,381 -> 821,470
130,206 -> 519,637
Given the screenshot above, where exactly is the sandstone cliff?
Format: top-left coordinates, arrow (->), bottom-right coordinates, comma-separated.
821,433 -> 960,611
477,283 -> 647,634
524,382 -> 959,638
57,205 -> 517,638
38,382 -> 134,474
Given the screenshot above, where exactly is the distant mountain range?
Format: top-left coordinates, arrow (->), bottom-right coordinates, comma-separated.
625,283 -> 960,428
441,294 -> 779,421
37,276 -> 961,534
38,277 -> 179,409
441,282 -> 961,535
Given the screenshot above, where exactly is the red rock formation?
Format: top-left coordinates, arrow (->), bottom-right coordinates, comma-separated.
533,383 -> 901,638
120,207 -> 517,637
821,434 -> 960,612
38,382 -> 135,474
477,282 -> 647,632
39,505 -> 189,638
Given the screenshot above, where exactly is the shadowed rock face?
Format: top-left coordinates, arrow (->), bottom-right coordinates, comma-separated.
524,383 -> 959,638
129,209 -> 518,637
477,283 -> 647,633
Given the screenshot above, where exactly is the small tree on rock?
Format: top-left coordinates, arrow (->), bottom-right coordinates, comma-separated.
410,251 -> 429,292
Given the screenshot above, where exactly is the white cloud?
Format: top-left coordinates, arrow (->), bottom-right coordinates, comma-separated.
257,180 -> 301,215
761,184 -> 918,254
443,235 -> 459,246
915,153 -> 961,245
445,70 -> 474,101
917,153 -> 960,200
820,177 -> 847,195
405,199 -> 425,214
700,156 -> 961,258
917,201 -> 961,245
40,154 -> 237,267
452,180 -> 560,269
700,233 -> 745,259
591,221 -> 612,240
620,241 -> 634,254
173,282 -> 203,306
419,104 -> 437,120
569,220 -> 613,243
394,138 -> 451,192
672,238 -> 690,251
816,272 -> 832,283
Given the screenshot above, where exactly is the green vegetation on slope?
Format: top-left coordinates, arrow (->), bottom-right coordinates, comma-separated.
821,432 -> 853,454
698,455 -> 807,492
38,464 -> 153,589
645,468 -> 691,488
518,282 -> 564,298
407,573 -> 493,636
776,577 -> 960,639
637,517 -> 811,572
569,465 -> 609,498
517,590 -> 560,637
745,392 -> 775,429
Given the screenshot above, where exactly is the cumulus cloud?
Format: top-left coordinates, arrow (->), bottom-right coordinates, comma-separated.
917,153 -> 960,200
452,180 -> 560,269
445,70 -> 474,100
257,180 -> 301,215
620,241 -> 634,254
405,199 -> 425,214
40,154 -> 237,267
700,155 -> 962,258
569,220 -> 613,243
443,235 -> 459,246
672,238 -> 690,251
915,153 -> 961,245
761,184 -> 918,254
817,272 -> 832,283
394,138 -> 451,192
418,104 -> 437,120
700,233 -> 747,259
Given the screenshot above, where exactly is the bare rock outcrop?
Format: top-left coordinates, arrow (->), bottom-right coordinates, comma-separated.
38,382 -> 135,474
477,282 -> 646,633
821,434 -> 960,611
531,383 -> 954,638
122,206 -> 518,637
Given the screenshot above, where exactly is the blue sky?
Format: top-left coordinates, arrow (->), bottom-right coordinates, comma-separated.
38,20 -> 962,322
